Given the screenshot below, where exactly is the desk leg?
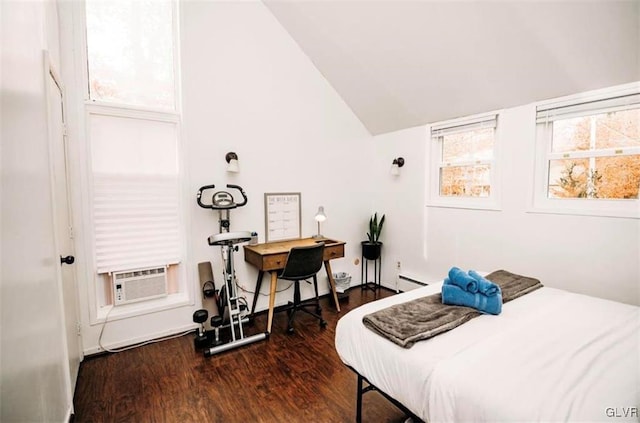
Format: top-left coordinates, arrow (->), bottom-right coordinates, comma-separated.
324,261 -> 341,312
267,271 -> 278,334
250,270 -> 264,318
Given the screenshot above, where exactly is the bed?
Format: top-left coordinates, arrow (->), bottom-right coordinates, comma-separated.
335,276 -> 640,422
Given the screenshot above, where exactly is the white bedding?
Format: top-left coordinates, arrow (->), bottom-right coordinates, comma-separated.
335,282 -> 640,422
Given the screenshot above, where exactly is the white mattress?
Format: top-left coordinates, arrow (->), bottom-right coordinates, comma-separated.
335,282 -> 640,422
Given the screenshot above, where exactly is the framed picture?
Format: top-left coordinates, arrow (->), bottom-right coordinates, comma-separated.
264,192 -> 301,242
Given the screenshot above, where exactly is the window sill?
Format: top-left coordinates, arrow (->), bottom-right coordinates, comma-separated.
426,200 -> 502,212
93,292 -> 192,325
526,205 -> 639,220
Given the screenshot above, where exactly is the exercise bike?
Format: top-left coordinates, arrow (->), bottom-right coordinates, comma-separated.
193,184 -> 268,357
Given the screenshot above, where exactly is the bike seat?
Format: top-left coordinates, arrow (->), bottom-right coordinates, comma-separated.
208,231 -> 252,246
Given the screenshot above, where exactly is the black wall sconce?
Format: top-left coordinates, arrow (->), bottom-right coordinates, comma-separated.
391,157 -> 405,176
226,152 -> 239,173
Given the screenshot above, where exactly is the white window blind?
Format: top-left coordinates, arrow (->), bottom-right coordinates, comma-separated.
89,111 -> 181,274
536,93 -> 640,124
93,174 -> 180,274
431,114 -> 498,138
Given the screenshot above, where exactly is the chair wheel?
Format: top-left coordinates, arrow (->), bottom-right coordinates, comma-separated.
320,320 -> 327,328
287,326 -> 295,334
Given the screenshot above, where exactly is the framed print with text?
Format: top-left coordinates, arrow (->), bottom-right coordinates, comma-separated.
264,192 -> 301,242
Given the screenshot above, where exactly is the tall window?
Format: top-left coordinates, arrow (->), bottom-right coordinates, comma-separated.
428,114 -> 500,209
534,86 -> 640,218
84,0 -> 182,280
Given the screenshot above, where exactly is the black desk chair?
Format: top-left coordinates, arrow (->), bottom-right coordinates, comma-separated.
278,242 -> 327,334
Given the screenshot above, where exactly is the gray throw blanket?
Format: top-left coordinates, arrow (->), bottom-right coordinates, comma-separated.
362,270 -> 543,348
488,269 -> 544,303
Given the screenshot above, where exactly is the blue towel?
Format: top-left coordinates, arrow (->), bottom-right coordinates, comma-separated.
468,270 -> 499,297
442,281 -> 502,315
447,267 -> 478,293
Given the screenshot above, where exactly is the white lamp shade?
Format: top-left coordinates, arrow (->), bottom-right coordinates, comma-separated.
315,206 -> 327,222
227,159 -> 239,173
390,163 -> 400,176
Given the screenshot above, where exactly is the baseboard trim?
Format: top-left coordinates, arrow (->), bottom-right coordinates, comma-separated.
399,274 -> 429,287
83,323 -> 198,357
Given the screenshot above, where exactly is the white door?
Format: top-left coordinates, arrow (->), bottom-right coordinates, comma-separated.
47,63 -> 82,391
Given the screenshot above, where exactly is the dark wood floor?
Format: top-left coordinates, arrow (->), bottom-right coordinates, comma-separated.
73,286 -> 408,423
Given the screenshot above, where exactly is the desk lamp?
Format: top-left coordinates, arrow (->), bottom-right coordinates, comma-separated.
313,206 -> 326,239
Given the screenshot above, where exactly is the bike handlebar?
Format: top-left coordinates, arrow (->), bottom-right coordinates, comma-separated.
196,184 -> 216,208
226,184 -> 247,207
196,184 -> 248,209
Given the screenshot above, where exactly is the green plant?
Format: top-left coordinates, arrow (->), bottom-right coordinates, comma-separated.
366,213 -> 385,243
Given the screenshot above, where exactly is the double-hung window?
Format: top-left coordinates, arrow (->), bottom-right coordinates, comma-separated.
533,84 -> 640,218
428,114 -> 500,210
83,0 -> 185,312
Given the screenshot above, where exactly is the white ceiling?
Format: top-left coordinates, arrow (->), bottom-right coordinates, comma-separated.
264,0 -> 640,135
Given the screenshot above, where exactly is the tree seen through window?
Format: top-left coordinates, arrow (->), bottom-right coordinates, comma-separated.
549,109 -> 640,199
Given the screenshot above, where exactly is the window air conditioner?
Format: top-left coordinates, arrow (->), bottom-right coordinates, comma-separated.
112,267 -> 168,306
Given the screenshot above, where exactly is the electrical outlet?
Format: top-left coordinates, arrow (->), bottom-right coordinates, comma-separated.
396,261 -> 401,269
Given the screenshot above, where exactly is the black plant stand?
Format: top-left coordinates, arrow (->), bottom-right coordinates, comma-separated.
361,253 -> 381,292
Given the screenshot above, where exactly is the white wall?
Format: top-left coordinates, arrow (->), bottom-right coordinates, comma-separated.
69,0 -> 373,352
373,100 -> 640,306
371,126 -> 430,290
182,0 -> 373,314
1,1 -> 72,421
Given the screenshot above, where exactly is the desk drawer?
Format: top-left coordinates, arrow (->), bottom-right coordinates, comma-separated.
324,244 -> 344,261
244,240 -> 345,272
262,253 -> 288,271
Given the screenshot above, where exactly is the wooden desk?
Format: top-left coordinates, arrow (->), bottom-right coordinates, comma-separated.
244,237 -> 345,333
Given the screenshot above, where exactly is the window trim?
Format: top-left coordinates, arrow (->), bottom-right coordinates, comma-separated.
530,82 -> 640,219
427,112 -> 502,211
72,0 -> 192,326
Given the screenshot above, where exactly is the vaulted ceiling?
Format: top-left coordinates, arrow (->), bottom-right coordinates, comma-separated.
264,0 -> 640,135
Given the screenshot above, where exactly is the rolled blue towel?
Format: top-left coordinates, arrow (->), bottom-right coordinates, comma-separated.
442,281 -> 502,315
468,270 -> 499,297
447,266 -> 478,293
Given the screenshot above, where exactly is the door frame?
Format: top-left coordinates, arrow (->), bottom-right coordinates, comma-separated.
43,49 -> 83,413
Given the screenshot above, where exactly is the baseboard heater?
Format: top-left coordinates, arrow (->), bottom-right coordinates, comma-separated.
398,274 -> 429,287
113,267 -> 168,306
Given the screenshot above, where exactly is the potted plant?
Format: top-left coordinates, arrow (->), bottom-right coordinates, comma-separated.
361,213 -> 385,260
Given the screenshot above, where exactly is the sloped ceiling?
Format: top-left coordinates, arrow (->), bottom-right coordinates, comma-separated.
264,0 -> 640,135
